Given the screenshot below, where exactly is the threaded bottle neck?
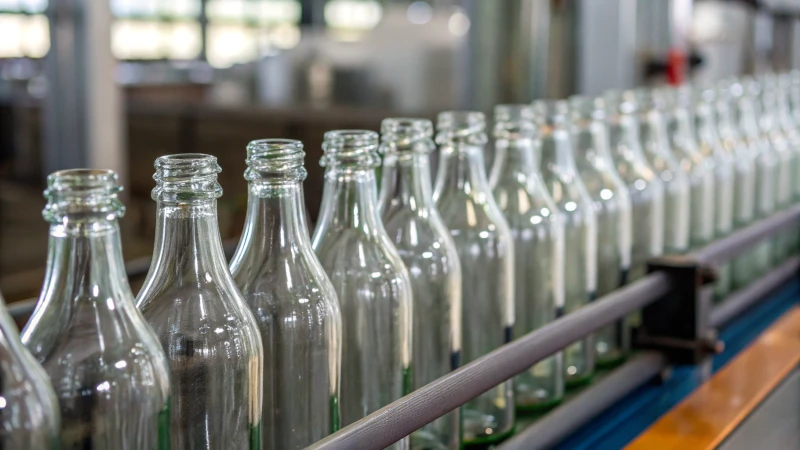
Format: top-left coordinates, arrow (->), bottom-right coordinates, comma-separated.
152,153 -> 222,204
245,139 -> 307,182
532,99 -> 569,128
320,129 -> 381,170
568,95 -> 606,128
604,90 -> 639,119
43,169 -> 125,224
435,110 -> 488,146
493,104 -> 536,140
380,118 -> 435,154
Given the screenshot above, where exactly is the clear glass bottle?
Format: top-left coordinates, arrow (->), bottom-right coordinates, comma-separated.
635,88 -> 691,255
740,77 -> 779,278
757,75 -> 795,264
377,119 -> 462,450
694,87 -> 735,296
311,130 -> 413,450
0,291 -> 59,449
489,105 -> 565,411
662,85 -> 716,250
531,100 -> 598,387
135,154 -> 263,450
568,96 -> 632,367
776,74 -> 800,256
23,169 -> 170,449
433,112 -> 515,445
716,80 -> 758,289
229,140 -> 342,450
604,90 -> 665,284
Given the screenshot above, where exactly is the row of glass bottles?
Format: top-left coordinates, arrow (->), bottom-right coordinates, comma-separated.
3,71 -> 800,450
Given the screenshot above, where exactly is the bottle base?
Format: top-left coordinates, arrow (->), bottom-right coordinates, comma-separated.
516,397 -> 563,416
595,353 -> 627,369
565,372 -> 594,390
461,425 -> 515,449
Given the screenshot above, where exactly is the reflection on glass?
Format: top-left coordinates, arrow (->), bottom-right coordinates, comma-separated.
433,111 -> 515,445
311,130 -> 413,450
490,105 -> 565,412
230,140 -> 342,450
568,96 -> 632,367
136,155 -> 263,449
23,169 -> 171,449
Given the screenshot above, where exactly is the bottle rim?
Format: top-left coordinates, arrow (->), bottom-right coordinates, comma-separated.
43,168 -> 125,222
152,153 -> 222,202
245,138 -> 307,181
380,118 -> 434,153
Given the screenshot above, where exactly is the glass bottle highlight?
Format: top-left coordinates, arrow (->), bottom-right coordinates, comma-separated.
378,118 -> 462,449
136,154 -> 263,450
568,96 -> 632,367
229,140 -> 342,450
490,104 -> 565,412
433,111 -> 515,445
532,100 -> 598,387
23,169 -> 171,449
311,130 -> 413,450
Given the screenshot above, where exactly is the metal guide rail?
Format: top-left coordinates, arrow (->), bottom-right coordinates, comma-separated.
5,204 -> 800,450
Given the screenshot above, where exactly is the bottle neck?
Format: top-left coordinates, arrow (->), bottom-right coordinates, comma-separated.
715,101 -> 737,137
737,99 -> 761,138
237,180 -> 311,256
539,126 -> 578,174
379,151 -> 436,215
489,137 -> 538,185
610,113 -> 647,161
433,141 -> 492,200
316,167 -> 383,234
39,219 -> 131,307
147,200 -> 230,283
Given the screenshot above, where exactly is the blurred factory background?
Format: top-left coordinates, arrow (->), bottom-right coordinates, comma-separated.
1,0 -> 800,300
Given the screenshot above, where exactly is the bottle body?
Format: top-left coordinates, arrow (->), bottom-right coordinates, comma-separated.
136,156 -> 263,450
23,169 -> 170,450
378,120 -> 462,449
0,293 -> 60,449
434,112 -> 515,445
569,97 -> 633,367
312,130 -> 413,450
230,140 -> 342,450
490,111 -> 565,411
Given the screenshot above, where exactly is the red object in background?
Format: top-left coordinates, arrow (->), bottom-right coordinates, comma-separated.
666,48 -> 687,85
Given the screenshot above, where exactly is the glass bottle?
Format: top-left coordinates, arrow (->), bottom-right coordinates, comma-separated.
757,75 -> 795,264
694,87 -> 735,296
635,88 -> 691,255
229,140 -> 342,450
433,112 -> 515,445
311,130 -> 413,450
489,105 -> 565,411
22,169 -> 170,449
716,80 -> 758,289
604,90 -> 665,284
531,100 -> 598,387
740,77 -> 779,278
568,96 -> 632,367
776,74 -> 800,256
135,154 -> 263,450
0,291 -> 59,449
662,85 -> 716,250
377,118 -> 462,450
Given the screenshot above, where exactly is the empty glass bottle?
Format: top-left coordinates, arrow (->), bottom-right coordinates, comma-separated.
604,90 -> 665,284
489,105 -> 565,411
229,140 -> 342,450
694,87 -> 735,297
635,88 -> 691,255
716,80 -> 758,289
136,154 -> 263,450
757,75 -> 795,264
568,96 -> 632,367
377,119 -> 462,450
311,130 -> 413,449
23,169 -> 170,449
662,85 -> 716,250
776,74 -> 800,256
433,112 -> 515,445
0,291 -> 59,449
532,100 -> 597,387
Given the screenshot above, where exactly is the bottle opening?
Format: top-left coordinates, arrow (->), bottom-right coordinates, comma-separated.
153,153 -> 222,203
43,169 -> 125,222
493,104 -> 536,139
320,129 -> 381,168
245,139 -> 306,181
435,110 -> 487,145
380,118 -> 434,153
531,100 -> 569,126
568,96 -> 606,124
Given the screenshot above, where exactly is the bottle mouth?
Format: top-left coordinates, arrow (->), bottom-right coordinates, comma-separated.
435,110 -> 487,145
152,153 -> 222,203
43,169 -> 125,223
604,90 -> 638,116
380,118 -> 434,153
493,104 -> 536,139
531,99 -> 569,126
567,95 -> 606,123
320,130 -> 381,168
245,139 -> 307,181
